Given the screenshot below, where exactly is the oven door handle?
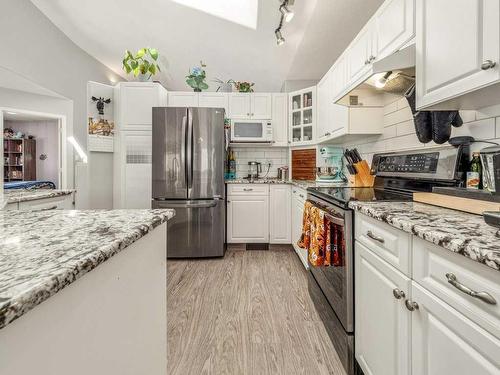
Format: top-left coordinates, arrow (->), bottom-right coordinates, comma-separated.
324,213 -> 345,226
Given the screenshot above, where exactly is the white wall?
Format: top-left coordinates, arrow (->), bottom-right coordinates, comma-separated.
0,87 -> 73,188
231,147 -> 289,179
5,119 -> 59,186
342,98 -> 500,165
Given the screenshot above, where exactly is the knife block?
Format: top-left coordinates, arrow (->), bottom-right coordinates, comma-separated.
348,160 -> 375,187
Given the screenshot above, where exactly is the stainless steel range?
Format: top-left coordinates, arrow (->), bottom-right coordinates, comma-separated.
305,145 -> 469,375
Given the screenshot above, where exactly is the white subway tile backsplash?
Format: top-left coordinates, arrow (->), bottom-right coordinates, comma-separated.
452,118 -> 496,139
342,99 -> 499,167
231,146 -> 289,178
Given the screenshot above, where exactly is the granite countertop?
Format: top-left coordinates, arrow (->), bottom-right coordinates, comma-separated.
225,178 -> 339,189
3,189 -> 75,204
0,209 -> 175,330
349,201 -> 500,272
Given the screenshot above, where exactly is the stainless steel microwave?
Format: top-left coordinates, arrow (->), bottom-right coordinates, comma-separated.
230,119 -> 273,143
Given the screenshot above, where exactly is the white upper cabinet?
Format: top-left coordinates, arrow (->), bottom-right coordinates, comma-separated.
167,91 -> 199,107
347,21 -> 375,85
289,86 -> 316,145
198,92 -> 228,112
272,93 -> 288,146
228,93 -> 272,119
251,93 -> 273,119
332,55 -> 348,101
375,0 -> 415,61
416,0 -> 500,109
228,94 -> 252,118
317,68 -> 334,140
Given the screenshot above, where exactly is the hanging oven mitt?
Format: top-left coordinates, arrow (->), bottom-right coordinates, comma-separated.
405,83 -> 433,143
431,111 -> 463,144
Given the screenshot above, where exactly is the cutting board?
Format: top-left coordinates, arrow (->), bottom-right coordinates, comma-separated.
413,192 -> 500,215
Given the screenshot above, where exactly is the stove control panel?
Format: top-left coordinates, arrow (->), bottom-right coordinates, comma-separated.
376,152 -> 439,173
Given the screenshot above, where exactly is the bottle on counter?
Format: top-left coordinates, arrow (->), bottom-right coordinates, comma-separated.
228,150 -> 236,179
467,152 -> 483,189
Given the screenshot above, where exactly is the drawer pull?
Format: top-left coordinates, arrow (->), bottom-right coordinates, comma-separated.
445,273 -> 497,305
243,188 -> 254,192
299,194 -> 305,198
405,300 -> 419,311
366,230 -> 385,244
393,288 -> 405,300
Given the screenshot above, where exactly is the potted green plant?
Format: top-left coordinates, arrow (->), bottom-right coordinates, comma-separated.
122,48 -> 160,81
234,81 -> 255,93
186,61 -> 209,92
213,78 -> 235,93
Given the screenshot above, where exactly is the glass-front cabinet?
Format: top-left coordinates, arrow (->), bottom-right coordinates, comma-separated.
289,86 -> 316,145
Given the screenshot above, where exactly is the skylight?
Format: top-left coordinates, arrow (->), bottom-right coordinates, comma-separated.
171,0 -> 258,29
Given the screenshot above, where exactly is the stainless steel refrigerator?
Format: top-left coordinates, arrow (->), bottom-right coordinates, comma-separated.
152,107 -> 226,258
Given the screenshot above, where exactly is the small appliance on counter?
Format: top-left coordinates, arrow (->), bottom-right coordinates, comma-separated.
277,166 -> 289,181
317,147 -> 346,184
480,145 -> 500,193
247,161 -> 262,180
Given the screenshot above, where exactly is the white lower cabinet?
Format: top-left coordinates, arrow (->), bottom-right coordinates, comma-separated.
269,185 -> 291,244
227,195 -> 269,243
226,184 -> 293,245
355,213 -> 500,375
291,187 -> 308,269
411,282 -> 500,375
355,241 -> 411,375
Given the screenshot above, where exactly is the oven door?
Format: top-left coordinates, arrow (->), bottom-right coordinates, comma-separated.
231,120 -> 267,142
307,194 -> 354,333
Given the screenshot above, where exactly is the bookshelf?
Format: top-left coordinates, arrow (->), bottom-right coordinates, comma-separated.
3,138 -> 36,182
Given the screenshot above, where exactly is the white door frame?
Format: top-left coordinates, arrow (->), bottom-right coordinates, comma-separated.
0,107 -> 68,189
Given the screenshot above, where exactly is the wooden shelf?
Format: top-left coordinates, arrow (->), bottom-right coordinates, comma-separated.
3,138 -> 36,182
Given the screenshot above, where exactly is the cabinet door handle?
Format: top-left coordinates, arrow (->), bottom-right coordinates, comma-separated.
366,230 -> 385,244
247,113 -> 250,116
369,55 -> 376,62
243,188 -> 254,192
299,194 -> 305,198
364,59 -> 370,65
445,273 -> 497,305
393,288 -> 405,300
481,60 -> 496,70
405,300 -> 419,311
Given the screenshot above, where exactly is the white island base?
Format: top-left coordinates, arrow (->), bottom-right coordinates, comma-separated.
0,223 -> 167,375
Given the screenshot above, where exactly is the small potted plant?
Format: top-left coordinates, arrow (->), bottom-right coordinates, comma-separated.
213,78 -> 235,93
234,81 -> 255,93
122,48 -> 161,81
186,61 -> 209,92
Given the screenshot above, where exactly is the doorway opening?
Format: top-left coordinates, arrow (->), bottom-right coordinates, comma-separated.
1,108 -> 67,190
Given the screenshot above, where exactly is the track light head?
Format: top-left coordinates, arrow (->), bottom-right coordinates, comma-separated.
280,4 -> 294,22
275,29 -> 285,45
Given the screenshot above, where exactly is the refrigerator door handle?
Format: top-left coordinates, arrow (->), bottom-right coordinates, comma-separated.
181,114 -> 187,181
154,200 -> 218,208
186,109 -> 194,190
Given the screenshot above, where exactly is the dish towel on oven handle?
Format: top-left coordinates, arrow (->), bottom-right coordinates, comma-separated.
298,201 -> 344,267
298,202 -> 331,267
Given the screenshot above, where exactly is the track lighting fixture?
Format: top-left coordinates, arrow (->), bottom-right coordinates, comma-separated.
274,0 -> 294,46
280,4 -> 294,23
275,29 -> 285,45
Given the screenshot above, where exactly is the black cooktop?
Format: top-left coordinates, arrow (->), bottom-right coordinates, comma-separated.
307,186 -> 413,208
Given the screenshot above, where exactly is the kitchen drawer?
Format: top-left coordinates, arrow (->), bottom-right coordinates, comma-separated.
413,237 -> 500,339
355,214 -> 412,276
18,195 -> 73,211
227,184 -> 269,196
291,186 -> 307,203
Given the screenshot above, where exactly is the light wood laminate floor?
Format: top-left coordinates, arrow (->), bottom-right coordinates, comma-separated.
167,248 -> 347,375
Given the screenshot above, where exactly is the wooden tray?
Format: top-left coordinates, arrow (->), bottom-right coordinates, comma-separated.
413,192 -> 500,215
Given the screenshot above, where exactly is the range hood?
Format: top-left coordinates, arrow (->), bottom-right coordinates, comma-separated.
336,43 -> 416,106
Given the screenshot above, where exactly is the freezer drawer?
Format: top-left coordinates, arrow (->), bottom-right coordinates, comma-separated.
152,199 -> 225,258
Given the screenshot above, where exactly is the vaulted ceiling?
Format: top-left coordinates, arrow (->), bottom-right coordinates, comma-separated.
31,0 -> 384,91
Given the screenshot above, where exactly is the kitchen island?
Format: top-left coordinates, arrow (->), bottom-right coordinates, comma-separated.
0,208 -> 174,375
